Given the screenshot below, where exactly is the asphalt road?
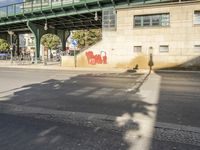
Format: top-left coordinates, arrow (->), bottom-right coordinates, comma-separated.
155,71 -> 200,127
0,113 -> 199,150
0,68 -> 200,150
0,113 -> 127,150
0,68 -> 144,150
0,67 -> 144,116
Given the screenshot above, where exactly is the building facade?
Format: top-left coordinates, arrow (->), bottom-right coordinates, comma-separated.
63,1 -> 200,69
19,34 -> 36,55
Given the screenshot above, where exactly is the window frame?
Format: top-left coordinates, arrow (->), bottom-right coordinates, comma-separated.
194,45 -> 200,52
194,10 -> 200,25
102,8 -> 117,30
159,45 -> 169,53
133,13 -> 170,28
133,46 -> 142,53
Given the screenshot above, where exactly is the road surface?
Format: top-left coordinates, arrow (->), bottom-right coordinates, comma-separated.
0,67 -> 200,150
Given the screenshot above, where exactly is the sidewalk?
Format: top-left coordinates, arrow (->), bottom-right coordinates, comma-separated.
0,60 -> 150,74
2,60 -> 200,74
0,61 -> 126,72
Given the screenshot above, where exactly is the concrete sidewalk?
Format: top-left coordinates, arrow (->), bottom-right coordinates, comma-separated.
0,60 -> 152,74
0,61 -> 127,73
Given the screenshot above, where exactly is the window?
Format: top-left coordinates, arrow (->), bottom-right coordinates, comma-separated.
134,46 -> 142,52
161,14 -> 170,26
152,15 -> 160,26
194,11 -> 200,25
134,16 -> 142,27
194,45 -> 200,52
134,13 -> 170,27
143,16 -> 151,26
159,45 -> 169,52
102,8 -> 116,30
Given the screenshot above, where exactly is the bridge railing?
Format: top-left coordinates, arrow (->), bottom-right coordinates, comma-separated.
0,0 -> 194,19
0,0 -> 82,18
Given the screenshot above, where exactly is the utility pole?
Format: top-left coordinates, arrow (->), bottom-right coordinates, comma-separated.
72,39 -> 78,68
8,30 -> 14,64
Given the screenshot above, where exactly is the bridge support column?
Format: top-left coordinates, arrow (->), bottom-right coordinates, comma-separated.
27,21 -> 70,64
16,35 -> 20,56
13,34 -> 20,56
27,21 -> 46,64
57,30 -> 70,51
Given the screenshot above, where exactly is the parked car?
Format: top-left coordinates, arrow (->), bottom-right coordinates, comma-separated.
0,52 -> 11,60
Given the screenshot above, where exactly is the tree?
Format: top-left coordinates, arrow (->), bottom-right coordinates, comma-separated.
41,34 -> 61,50
72,29 -> 102,49
0,39 -> 9,51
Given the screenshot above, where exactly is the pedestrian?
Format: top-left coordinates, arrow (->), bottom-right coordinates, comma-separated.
30,49 -> 35,64
50,52 -> 53,60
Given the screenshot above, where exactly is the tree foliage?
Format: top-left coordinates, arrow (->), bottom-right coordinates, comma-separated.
72,29 -> 102,48
0,39 -> 9,51
41,34 -> 60,50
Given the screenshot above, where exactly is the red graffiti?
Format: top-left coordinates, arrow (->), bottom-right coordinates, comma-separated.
86,51 -> 107,65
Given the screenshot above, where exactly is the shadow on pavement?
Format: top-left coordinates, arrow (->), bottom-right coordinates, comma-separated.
0,113 -> 128,150
0,71 -> 155,150
149,71 -> 200,150
154,71 -> 200,127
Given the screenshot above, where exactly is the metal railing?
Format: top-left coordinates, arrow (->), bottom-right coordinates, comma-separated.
0,0 -> 81,18
0,0 -> 196,19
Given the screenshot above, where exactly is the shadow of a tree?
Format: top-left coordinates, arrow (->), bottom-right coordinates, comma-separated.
0,71 -> 155,150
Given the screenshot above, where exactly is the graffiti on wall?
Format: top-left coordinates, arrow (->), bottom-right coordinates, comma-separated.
86,51 -> 107,65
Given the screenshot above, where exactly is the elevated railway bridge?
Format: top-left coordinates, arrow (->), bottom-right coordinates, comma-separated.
0,0 -> 196,64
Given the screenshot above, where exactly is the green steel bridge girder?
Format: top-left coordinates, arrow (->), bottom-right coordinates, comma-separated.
0,0 -> 108,27
0,0 -> 189,31
27,21 -> 70,62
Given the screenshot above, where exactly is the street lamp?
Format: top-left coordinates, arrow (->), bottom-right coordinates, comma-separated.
8,30 -> 14,63
44,20 -> 48,31
94,12 -> 98,21
43,46 -> 47,66
148,46 -> 154,71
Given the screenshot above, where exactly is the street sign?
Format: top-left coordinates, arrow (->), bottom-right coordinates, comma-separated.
72,39 -> 78,47
71,39 -> 78,68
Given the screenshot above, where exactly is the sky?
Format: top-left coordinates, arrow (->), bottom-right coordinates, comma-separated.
0,0 -> 23,7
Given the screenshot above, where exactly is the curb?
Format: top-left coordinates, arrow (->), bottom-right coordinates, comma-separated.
0,65 -> 126,73
1,103 -> 200,147
156,122 -> 200,134
128,70 -> 151,93
154,69 -> 200,73
0,103 -> 200,134
128,73 -> 149,93
0,103 -> 124,131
